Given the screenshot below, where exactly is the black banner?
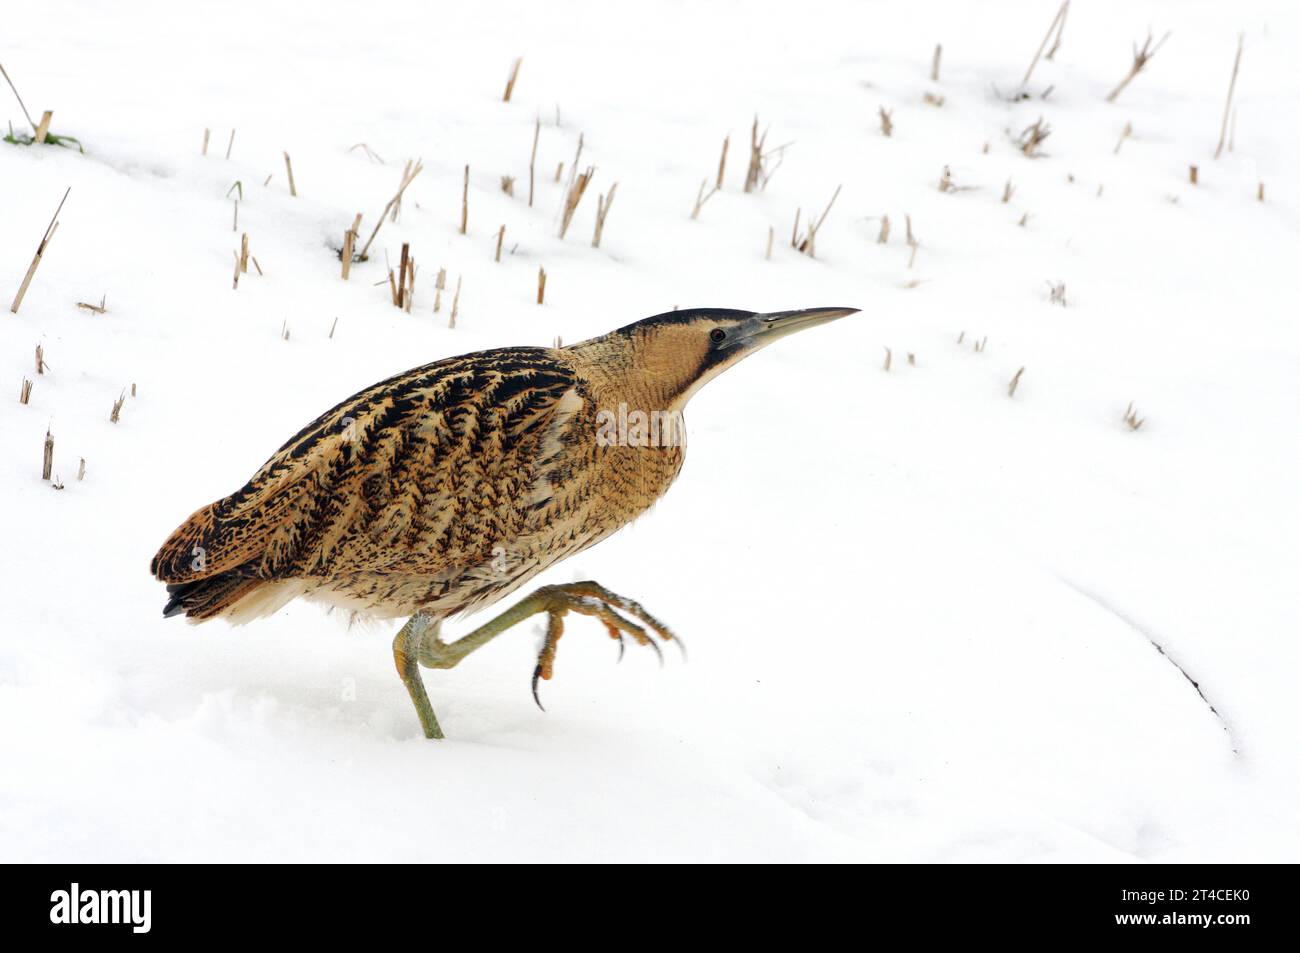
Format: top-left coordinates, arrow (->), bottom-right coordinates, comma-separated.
0,864 -> 1286,942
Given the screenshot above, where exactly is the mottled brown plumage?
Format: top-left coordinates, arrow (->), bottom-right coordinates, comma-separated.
152,306 -> 857,737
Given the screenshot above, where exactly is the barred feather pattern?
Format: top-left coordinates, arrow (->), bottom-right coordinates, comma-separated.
152,344 -> 686,622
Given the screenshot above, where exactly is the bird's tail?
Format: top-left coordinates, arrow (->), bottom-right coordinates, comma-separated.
162,569 -> 305,625
162,570 -> 263,621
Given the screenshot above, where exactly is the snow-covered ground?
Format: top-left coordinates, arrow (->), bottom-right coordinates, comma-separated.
2,0 -> 1297,862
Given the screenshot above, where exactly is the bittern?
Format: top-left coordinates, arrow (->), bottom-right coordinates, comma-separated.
152,306 -> 858,738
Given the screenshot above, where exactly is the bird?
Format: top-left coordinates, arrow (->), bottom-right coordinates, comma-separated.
151,306 -> 858,738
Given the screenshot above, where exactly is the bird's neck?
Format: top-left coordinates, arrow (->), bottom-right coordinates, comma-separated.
568,336 -> 701,414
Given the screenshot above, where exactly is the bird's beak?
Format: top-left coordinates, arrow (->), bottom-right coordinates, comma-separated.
738,307 -> 860,346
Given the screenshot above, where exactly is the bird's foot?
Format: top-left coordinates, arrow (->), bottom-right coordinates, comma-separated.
529,581 -> 682,709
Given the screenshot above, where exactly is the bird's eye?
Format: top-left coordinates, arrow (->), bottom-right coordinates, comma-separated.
709,328 -> 726,344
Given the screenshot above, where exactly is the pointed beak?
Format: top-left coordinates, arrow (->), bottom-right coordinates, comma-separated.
743,306 -> 860,345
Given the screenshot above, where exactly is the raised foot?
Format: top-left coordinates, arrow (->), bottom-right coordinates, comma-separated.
528,581 -> 683,709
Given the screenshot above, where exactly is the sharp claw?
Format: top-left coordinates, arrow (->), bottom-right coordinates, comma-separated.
531,663 -> 546,711
644,633 -> 664,666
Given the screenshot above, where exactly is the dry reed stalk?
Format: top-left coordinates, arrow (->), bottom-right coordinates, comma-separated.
559,166 -> 593,238
1106,32 -> 1171,103
397,243 -> 410,308
232,251 -> 241,290
341,212 -> 361,279
76,295 -> 107,314
110,390 -> 126,423
433,266 -> 446,312
35,343 -> 45,374
1045,1 -> 1069,59
329,317 -> 338,339
10,187 -> 69,314
19,378 -> 32,403
931,44 -> 942,82
765,226 -> 774,260
796,184 -> 842,257
77,457 -> 85,481
450,275 -> 461,325
1189,165 -> 1198,185
878,215 -> 890,243
1258,182 -> 1265,202
537,266 -> 547,305
744,117 -> 764,191
501,175 -> 515,196
528,117 -> 540,207
503,58 -> 523,101
42,425 -> 53,480
879,107 -> 893,137
202,128 -> 210,155
716,135 -> 729,189
1018,117 -> 1051,156
240,233 -> 249,273
460,164 -> 469,234
0,61 -> 38,132
593,183 -> 616,248
1123,402 -> 1145,430
1023,3 -> 1069,88
251,256 -> 262,276
1114,121 -> 1133,154
1008,367 -> 1025,397
1002,179 -> 1015,203
349,142 -> 385,163
1214,34 -> 1244,160
358,159 -> 423,260
225,128 -> 235,159
882,347 -> 891,372
33,109 -> 52,144
495,225 -> 505,262
559,133 -> 584,204
283,152 -> 297,196
691,180 -> 717,220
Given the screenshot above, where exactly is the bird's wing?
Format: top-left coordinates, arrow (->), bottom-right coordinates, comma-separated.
151,347 -> 581,584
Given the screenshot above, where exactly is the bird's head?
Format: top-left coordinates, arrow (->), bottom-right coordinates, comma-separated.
590,306 -> 859,410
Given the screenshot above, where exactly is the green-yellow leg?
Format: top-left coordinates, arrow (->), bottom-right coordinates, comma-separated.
395,581 -> 680,739
393,613 -> 444,739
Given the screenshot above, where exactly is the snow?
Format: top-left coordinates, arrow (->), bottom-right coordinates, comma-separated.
2,0 -> 1298,862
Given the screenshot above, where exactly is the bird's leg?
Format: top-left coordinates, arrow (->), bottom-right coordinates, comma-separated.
416,581 -> 680,709
393,612 -> 444,739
